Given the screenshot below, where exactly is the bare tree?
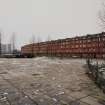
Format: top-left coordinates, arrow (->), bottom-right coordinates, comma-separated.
99,2 -> 105,30
37,35 -> 42,56
37,35 -> 42,43
47,34 -> 51,41
46,35 -> 52,56
99,2 -> 105,60
30,34 -> 35,44
30,34 -> 36,57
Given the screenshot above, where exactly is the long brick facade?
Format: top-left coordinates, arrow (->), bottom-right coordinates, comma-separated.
21,32 -> 105,58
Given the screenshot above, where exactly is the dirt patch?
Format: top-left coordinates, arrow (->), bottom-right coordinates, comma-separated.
0,71 -> 8,74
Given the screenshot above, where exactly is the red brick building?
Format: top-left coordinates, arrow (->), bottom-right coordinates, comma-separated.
21,32 -> 105,58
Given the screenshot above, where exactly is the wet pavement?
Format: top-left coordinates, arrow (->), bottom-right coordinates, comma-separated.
0,57 -> 105,105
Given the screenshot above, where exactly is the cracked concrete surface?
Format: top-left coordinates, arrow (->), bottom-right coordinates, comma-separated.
0,57 -> 105,105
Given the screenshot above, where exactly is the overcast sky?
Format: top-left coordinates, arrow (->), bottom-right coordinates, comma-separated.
0,0 -> 102,49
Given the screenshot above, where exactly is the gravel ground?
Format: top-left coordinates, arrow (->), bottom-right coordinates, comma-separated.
0,57 -> 105,105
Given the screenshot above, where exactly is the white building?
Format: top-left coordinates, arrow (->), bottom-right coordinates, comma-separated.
1,44 -> 12,54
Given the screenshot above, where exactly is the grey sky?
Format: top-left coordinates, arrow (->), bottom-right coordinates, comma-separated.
0,0 -> 102,49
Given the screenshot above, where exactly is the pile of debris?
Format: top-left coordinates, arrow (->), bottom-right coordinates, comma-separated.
86,59 -> 105,93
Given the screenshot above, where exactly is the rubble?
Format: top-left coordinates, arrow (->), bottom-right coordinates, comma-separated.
0,97 -> 7,101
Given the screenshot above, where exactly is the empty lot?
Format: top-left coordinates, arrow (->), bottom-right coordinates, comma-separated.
0,57 -> 105,105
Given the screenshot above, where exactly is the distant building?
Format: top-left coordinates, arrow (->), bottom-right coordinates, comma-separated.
8,44 -> 12,54
1,44 -> 12,54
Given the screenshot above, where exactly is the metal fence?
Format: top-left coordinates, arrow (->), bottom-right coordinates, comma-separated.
86,59 -> 105,93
